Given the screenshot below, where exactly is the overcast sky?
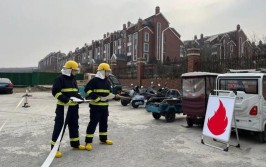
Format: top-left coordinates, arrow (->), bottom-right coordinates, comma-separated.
0,0 -> 265,68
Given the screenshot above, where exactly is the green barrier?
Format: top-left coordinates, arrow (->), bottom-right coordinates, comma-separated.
0,72 -> 84,86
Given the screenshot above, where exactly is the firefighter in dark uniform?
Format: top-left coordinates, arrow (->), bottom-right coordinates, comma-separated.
84,63 -> 114,151
51,60 -> 85,158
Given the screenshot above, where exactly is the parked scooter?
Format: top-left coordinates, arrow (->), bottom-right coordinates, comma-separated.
141,82 -> 156,100
120,84 -> 145,108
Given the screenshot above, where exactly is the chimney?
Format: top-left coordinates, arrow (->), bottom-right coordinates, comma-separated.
123,24 -> 126,30
107,32 -> 109,37
237,24 -> 240,31
127,21 -> 131,28
194,35 -> 197,40
103,34 -> 106,38
200,34 -> 203,39
138,18 -> 143,29
155,6 -> 160,14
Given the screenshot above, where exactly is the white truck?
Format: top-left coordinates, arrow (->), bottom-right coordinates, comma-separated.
216,69 -> 266,142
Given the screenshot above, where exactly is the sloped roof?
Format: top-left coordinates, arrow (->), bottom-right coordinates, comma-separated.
184,29 -> 243,48
111,54 -> 127,61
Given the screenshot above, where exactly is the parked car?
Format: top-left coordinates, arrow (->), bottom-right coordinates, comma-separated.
0,78 -> 14,94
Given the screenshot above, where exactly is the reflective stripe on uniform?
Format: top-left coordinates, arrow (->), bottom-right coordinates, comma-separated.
51,141 -> 56,146
94,97 -> 101,102
70,138 -> 80,141
89,101 -> 108,106
93,89 -> 110,93
99,132 -> 107,136
61,88 -> 78,92
55,92 -> 62,99
86,134 -> 94,138
86,90 -> 92,95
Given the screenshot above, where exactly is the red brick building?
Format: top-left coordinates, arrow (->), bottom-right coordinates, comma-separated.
38,6 -> 184,72
184,24 -> 253,59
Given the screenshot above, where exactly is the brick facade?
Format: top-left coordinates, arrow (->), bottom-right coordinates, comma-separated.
38,6 -> 184,72
184,24 -> 253,59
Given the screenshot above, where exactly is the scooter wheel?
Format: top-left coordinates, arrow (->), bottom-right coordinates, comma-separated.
152,113 -> 161,119
132,101 -> 139,108
121,100 -> 129,106
186,118 -> 193,127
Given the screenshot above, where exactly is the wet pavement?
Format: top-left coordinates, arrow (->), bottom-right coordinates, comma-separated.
0,92 -> 266,167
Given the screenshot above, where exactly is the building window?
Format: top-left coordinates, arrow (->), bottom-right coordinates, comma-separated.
230,45 -> 233,52
143,53 -> 149,62
134,33 -> 138,44
144,43 -> 149,52
239,37 -> 242,56
118,39 -> 121,46
133,32 -> 138,58
180,46 -> 184,57
127,35 -> 132,43
144,32 -> 149,42
127,46 -> 131,52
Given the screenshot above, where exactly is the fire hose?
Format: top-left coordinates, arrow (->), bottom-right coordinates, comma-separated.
41,97 -> 91,167
42,94 -> 129,167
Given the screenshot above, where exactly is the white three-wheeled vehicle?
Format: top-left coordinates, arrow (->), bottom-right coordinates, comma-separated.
217,69 -> 266,142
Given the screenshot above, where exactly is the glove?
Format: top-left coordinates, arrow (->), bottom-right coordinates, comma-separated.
66,99 -> 78,105
100,94 -> 115,101
113,94 -> 121,100
100,97 -> 108,102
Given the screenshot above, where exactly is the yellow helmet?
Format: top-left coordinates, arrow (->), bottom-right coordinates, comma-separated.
63,60 -> 80,70
97,63 -> 111,71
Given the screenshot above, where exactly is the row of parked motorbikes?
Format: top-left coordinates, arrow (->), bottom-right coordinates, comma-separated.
119,82 -> 182,122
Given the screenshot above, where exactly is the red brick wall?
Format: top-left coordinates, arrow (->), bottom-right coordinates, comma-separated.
187,48 -> 200,72
164,29 -> 183,62
154,14 -> 169,61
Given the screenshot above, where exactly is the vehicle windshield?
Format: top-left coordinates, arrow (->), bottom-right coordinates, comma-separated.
219,79 -> 258,94
0,78 -> 10,83
166,90 -> 180,98
182,77 -> 205,98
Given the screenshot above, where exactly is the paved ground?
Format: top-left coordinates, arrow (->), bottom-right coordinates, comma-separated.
0,91 -> 266,167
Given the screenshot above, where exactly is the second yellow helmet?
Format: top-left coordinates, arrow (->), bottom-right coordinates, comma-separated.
63,60 -> 80,70
97,63 -> 111,71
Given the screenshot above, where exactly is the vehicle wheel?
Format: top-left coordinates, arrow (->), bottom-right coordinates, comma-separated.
152,113 -> 161,119
132,101 -> 139,108
10,89 -> 13,94
121,100 -> 129,106
187,118 -> 194,127
258,125 -> 266,143
165,112 -> 175,122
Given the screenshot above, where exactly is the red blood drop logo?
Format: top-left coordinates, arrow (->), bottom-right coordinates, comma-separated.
207,100 -> 228,135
